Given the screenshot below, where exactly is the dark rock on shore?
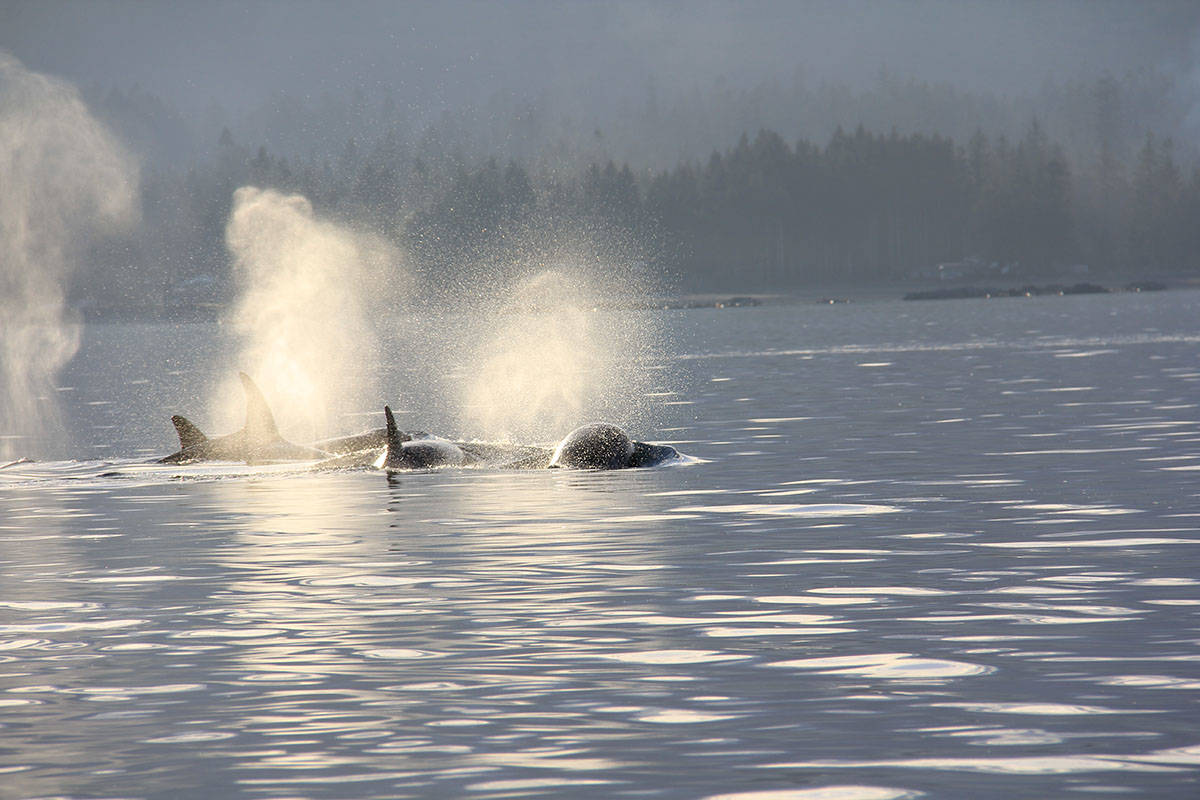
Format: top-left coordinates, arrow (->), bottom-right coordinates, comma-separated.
645,296 -> 765,309
904,282 -> 1114,301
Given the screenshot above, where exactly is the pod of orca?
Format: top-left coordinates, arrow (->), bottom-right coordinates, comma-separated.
158,373 -> 683,471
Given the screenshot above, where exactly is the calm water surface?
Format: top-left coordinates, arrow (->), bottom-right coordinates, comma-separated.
2,291 -> 1199,799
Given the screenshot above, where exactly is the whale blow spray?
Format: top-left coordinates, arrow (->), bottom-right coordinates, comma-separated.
217,187 -> 399,442
461,257 -> 662,444
0,52 -> 138,459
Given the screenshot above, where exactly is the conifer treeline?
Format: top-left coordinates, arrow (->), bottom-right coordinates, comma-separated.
92,117 -> 1198,309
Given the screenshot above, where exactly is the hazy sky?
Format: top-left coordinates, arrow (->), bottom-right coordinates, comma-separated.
3,0 -> 1199,116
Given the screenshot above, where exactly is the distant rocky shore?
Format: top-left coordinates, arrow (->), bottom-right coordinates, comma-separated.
641,296 -> 765,310
902,281 -> 1167,301
75,281 -> 1184,321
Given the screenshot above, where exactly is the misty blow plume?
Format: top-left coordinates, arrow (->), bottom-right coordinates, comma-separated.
0,51 -> 138,459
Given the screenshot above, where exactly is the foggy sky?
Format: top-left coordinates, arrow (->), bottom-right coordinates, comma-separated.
3,0 -> 1199,119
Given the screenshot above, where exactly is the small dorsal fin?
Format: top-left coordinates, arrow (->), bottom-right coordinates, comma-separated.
384,405 -> 411,449
384,405 -> 400,447
239,372 -> 279,440
171,415 -> 208,449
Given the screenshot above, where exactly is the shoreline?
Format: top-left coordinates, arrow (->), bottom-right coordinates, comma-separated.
75,275 -> 1199,321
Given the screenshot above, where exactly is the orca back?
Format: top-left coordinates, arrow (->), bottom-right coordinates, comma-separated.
171,415 -> 207,450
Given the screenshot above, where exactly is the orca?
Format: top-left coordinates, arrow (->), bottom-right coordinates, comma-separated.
378,413 -> 680,472
380,405 -> 465,470
377,406 -> 556,471
159,375 -> 684,471
159,372 -> 330,464
548,423 -> 680,469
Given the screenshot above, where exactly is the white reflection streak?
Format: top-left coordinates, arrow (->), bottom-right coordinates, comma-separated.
757,747 -> 1198,775
704,787 -> 921,800
764,652 -> 992,679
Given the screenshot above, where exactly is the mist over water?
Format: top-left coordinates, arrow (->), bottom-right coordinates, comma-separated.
0,52 -> 137,460
216,186 -> 399,440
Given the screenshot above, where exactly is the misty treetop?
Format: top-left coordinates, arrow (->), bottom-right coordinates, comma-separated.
75,73 -> 1200,310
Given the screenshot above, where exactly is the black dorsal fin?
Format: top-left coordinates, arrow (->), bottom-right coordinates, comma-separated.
383,405 -> 412,457
238,372 -> 279,440
171,415 -> 207,449
384,405 -> 400,447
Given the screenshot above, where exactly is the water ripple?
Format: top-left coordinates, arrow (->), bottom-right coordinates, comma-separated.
4,300 -> 1200,797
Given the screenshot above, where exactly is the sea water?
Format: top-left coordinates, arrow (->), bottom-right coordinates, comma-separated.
1,290 -> 1198,799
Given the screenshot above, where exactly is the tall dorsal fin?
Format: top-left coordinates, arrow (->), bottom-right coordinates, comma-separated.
171,415 -> 208,449
238,372 -> 279,440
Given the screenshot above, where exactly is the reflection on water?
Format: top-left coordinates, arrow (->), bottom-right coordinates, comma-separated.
1,291 -> 1199,798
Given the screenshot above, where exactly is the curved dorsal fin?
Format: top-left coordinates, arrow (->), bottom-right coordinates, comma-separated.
238,372 -> 279,440
171,415 -> 208,450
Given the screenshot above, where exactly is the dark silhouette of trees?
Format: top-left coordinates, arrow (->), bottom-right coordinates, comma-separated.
1129,133 -> 1187,271
67,75 -> 1200,312
406,158 -> 540,286
972,121 -> 1074,269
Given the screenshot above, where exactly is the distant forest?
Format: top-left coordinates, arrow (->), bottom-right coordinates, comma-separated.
79,69 -> 1200,308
